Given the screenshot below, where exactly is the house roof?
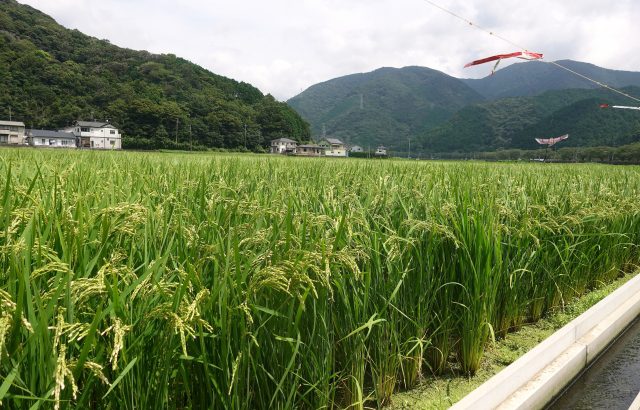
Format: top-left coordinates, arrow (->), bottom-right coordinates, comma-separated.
0,120 -> 26,127
376,146 -> 387,149
297,144 -> 322,148
28,129 -> 76,139
271,138 -> 297,143
321,138 -> 344,145
74,121 -> 116,129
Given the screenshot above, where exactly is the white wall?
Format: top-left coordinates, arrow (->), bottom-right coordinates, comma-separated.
30,138 -> 76,148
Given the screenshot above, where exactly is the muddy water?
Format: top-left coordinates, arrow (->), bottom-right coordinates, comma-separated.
547,316 -> 640,410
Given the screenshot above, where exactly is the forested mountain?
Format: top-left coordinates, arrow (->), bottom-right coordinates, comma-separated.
287,66 -> 485,150
420,87 -> 640,153
463,60 -> 640,100
289,60 -> 640,154
0,0 -> 310,150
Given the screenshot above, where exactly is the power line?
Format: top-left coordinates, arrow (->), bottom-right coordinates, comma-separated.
420,0 -> 640,104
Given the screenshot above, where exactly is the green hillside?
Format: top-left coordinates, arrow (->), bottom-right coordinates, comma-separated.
420,87 -> 640,153
0,0 -> 309,150
287,66 -> 485,150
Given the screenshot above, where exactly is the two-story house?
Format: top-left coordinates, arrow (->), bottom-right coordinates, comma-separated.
318,138 -> 347,157
271,138 -> 298,154
0,120 -> 26,145
64,120 -> 122,149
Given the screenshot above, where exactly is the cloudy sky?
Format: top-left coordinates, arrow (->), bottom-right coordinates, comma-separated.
19,0 -> 640,100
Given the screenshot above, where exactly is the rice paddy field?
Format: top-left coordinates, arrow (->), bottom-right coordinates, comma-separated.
1,149 -> 639,409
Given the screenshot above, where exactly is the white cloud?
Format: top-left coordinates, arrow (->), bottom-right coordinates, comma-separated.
17,0 -> 640,100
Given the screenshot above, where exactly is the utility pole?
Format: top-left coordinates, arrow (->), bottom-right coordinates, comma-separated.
243,123 -> 247,149
189,115 -> 192,151
9,106 -> 11,121
408,137 -> 411,159
322,124 -> 326,139
175,118 -> 179,144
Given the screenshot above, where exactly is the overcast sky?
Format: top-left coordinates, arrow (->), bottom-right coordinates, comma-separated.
18,0 -> 640,100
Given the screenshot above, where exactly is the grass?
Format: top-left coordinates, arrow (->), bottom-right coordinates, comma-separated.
0,149 -> 639,409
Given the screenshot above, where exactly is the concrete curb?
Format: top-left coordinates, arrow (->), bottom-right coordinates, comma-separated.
450,273 -> 640,410
629,390 -> 640,410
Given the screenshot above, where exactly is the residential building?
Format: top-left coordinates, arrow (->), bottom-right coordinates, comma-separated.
375,146 -> 388,157
270,137 -> 298,154
294,144 -> 324,157
27,129 -> 76,148
0,120 -> 26,145
318,138 -> 347,157
350,145 -> 364,153
64,120 -> 122,149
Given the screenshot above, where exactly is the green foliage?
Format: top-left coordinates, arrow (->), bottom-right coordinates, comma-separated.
1,149 -> 639,409
421,87 -> 640,153
287,66 -> 485,150
0,0 -> 310,150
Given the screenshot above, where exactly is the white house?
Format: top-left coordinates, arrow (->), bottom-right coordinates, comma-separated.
350,145 -> 364,153
375,146 -> 388,157
0,120 -> 26,145
318,138 -> 347,157
27,129 -> 76,148
64,120 -> 122,149
271,137 -> 297,154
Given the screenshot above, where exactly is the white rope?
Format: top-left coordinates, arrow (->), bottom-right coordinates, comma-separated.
420,0 -> 640,104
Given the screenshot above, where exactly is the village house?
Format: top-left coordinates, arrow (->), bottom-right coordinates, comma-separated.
64,120 -> 122,149
375,146 -> 388,157
270,137 -> 298,154
350,145 -> 364,153
318,138 -> 347,157
0,120 -> 26,145
27,129 -> 76,148
294,144 -> 324,157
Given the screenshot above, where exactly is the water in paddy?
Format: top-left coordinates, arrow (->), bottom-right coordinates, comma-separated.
547,316 -> 640,410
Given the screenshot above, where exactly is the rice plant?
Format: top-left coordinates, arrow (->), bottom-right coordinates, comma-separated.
0,148 -> 639,409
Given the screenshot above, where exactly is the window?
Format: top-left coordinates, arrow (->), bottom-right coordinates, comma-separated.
81,127 -> 90,132
0,135 -> 8,143
110,130 -> 116,134
110,140 -> 115,146
49,139 -> 55,145
41,138 -> 46,145
91,141 -> 94,148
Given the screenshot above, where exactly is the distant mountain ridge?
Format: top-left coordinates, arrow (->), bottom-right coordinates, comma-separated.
420,87 -> 640,153
463,60 -> 640,100
287,66 -> 485,150
289,60 -> 640,153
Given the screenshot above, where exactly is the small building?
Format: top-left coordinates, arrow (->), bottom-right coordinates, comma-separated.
271,138 -> 298,154
318,138 -> 347,157
27,129 -> 76,148
350,145 -> 364,153
375,146 -> 388,157
64,120 -> 122,149
295,144 -> 324,157
0,120 -> 26,145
